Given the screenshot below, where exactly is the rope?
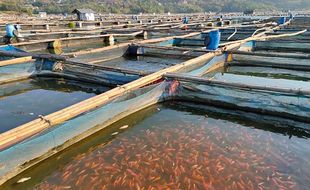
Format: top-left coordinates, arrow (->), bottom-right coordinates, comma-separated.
227,27 -> 237,40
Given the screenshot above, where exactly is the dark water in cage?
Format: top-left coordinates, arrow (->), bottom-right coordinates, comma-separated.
0,78 -> 109,132
99,55 -> 186,73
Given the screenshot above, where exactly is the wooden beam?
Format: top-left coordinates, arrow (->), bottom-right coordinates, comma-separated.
227,50 -> 310,59
164,73 -> 310,95
0,31 -> 144,48
229,60 -> 310,71
0,56 -> 34,67
133,44 -> 215,53
0,75 -> 32,85
64,43 -> 130,56
0,50 -> 67,61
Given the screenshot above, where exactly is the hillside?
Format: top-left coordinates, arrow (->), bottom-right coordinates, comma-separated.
1,0 -> 310,14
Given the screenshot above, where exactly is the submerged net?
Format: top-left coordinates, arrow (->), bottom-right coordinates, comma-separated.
1,75 -> 310,182
0,62 -> 36,82
173,80 -> 310,123
0,46 -> 36,82
0,81 -> 173,179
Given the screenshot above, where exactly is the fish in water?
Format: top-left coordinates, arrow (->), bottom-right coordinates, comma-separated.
17,177 -> 31,183
119,125 -> 129,130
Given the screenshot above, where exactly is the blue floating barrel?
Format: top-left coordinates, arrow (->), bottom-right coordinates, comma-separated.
5,24 -> 15,38
278,17 -> 286,25
205,30 -> 221,50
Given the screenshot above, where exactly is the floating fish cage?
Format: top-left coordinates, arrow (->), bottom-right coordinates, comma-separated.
0,13 -> 309,189
3,102 -> 310,189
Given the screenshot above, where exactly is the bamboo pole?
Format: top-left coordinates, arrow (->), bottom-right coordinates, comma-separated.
0,31 -> 144,47
0,56 -> 34,67
133,44 -> 215,53
251,26 -> 271,36
88,56 -> 123,64
164,73 -> 310,95
0,50 -> 67,61
229,60 -> 310,71
254,29 -> 307,41
64,43 -> 130,56
64,31 -> 201,57
220,29 -> 306,47
226,50 -> 310,59
221,21 -> 292,51
0,50 -> 220,150
0,75 -> 32,85
227,27 -> 237,40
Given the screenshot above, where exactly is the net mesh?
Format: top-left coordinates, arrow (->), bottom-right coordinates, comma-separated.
0,46 -> 36,82
0,81 -> 172,178
174,81 -> 310,121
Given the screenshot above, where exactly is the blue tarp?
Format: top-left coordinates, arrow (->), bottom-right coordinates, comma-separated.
0,45 -> 26,53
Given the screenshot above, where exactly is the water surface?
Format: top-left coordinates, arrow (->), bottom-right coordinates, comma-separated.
0,78 -> 109,132
3,102 -> 310,190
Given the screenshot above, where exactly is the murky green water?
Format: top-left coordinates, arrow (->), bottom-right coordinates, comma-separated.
98,55 -> 188,72
0,78 -> 110,133
3,102 -> 310,190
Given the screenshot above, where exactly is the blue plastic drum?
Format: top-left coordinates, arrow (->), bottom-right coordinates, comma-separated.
205,30 -> 221,50
278,17 -> 286,25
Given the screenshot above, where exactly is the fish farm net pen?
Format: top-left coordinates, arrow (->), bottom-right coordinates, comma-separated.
0,14 -> 309,189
